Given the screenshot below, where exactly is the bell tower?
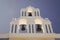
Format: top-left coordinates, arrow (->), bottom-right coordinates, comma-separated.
10,6 -> 53,34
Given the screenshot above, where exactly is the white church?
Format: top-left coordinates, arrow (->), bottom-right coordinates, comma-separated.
0,6 -> 60,40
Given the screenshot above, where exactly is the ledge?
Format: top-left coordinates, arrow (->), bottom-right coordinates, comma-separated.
0,33 -> 60,38
9,33 -> 60,38
0,34 -> 9,38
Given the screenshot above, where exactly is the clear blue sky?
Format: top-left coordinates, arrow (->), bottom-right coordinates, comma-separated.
0,0 -> 60,34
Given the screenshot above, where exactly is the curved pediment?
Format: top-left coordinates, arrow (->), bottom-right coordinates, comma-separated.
19,19 -> 27,25
34,19 -> 42,24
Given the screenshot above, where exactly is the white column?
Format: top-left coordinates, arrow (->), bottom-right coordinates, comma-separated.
27,25 -> 29,33
17,25 -> 20,33
35,11 -> 37,16
13,24 -> 15,33
39,10 -> 40,16
42,24 -> 46,33
9,24 -> 12,33
16,24 -> 19,33
31,24 -> 32,33
34,24 -> 36,33
42,25 -> 45,33
10,24 -> 14,33
50,24 -> 53,33
20,9 -> 23,17
47,25 -> 50,33
44,24 -> 47,33
44,25 -> 47,33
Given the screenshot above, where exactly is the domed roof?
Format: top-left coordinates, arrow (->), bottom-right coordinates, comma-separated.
27,6 -> 34,12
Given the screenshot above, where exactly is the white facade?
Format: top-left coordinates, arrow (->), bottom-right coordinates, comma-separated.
10,6 -> 53,34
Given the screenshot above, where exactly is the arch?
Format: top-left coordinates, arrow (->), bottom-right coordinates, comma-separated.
35,24 -> 43,33
19,24 -> 27,33
19,19 -> 27,25
34,19 -> 42,24
27,6 -> 34,12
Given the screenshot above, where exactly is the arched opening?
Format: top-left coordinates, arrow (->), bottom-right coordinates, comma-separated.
35,24 -> 43,33
28,12 -> 32,16
21,25 -> 26,31
19,24 -> 27,33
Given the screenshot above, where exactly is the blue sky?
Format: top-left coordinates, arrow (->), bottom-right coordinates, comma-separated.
0,0 -> 60,34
